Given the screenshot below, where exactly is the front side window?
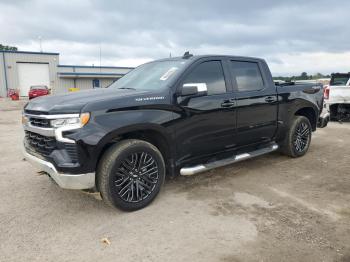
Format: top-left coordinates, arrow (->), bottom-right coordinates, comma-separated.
183,61 -> 227,95
230,61 -> 264,92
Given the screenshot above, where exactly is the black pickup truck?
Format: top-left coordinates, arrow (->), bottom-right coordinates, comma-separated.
23,53 -> 327,211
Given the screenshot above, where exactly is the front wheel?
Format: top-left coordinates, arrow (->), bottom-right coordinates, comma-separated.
97,139 -> 165,211
280,116 -> 312,157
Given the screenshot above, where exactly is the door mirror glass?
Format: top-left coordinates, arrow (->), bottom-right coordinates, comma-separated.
181,83 -> 207,96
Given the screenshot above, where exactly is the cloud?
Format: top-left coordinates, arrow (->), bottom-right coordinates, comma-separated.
0,0 -> 349,75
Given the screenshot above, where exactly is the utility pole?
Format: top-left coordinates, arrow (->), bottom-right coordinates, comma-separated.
38,36 -> 42,52
99,43 -> 102,72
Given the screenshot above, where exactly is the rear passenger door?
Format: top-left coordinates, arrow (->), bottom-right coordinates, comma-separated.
228,60 -> 278,146
175,59 -> 237,162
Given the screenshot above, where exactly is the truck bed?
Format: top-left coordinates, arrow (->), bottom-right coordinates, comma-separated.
326,85 -> 350,121
276,82 -> 323,102
275,81 -> 324,129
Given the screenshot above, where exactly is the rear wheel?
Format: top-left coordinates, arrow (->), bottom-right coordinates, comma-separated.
280,116 -> 312,157
97,139 -> 165,211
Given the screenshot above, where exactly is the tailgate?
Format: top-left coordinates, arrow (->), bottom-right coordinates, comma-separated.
328,86 -> 350,104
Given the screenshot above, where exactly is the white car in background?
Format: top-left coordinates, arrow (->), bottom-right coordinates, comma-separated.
324,73 -> 350,121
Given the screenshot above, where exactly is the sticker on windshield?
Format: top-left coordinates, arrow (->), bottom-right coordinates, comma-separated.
160,67 -> 178,81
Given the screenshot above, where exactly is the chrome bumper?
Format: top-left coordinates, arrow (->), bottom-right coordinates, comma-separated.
23,146 -> 95,190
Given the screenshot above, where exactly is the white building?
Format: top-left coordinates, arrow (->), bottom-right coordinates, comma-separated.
0,50 -> 133,97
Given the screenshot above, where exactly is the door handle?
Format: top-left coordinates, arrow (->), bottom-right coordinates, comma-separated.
265,96 -> 276,103
221,99 -> 235,108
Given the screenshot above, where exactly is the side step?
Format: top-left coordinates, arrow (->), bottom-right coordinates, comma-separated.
180,143 -> 279,176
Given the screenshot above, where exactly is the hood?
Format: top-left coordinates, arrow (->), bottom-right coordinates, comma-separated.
24,88 -> 150,114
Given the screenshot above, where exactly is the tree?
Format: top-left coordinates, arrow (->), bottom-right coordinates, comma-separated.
0,44 -> 18,51
314,73 -> 323,79
300,72 -> 308,80
273,72 -> 331,82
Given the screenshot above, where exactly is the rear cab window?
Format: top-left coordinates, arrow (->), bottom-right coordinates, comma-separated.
330,74 -> 350,86
229,61 -> 264,92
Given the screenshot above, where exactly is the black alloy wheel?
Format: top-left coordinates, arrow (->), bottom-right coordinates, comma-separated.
280,115 -> 312,158
293,122 -> 310,153
98,139 -> 165,211
113,152 -> 159,203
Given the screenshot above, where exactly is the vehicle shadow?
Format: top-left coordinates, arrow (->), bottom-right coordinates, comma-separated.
164,151 -> 287,192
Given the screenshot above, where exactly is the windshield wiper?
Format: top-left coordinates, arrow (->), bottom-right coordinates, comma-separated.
118,87 -> 136,90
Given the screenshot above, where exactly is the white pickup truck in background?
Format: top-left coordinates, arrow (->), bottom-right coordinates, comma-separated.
324,73 -> 350,121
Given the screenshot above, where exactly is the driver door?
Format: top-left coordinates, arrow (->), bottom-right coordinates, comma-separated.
174,59 -> 237,163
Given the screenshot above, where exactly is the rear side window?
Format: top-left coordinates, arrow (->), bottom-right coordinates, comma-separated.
230,61 -> 264,92
183,61 -> 227,95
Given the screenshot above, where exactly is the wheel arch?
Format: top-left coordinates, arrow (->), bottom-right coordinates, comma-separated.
95,124 -> 175,183
294,107 -> 318,131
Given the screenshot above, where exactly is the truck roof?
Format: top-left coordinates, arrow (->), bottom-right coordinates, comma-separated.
331,72 -> 350,76
155,54 -> 266,63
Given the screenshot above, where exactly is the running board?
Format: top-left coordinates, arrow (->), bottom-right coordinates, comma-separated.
180,143 -> 279,176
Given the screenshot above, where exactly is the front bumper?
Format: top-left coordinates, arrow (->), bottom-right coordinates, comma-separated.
23,146 -> 95,190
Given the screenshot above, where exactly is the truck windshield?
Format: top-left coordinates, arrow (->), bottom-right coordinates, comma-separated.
30,85 -> 48,90
109,60 -> 188,91
330,74 -> 350,86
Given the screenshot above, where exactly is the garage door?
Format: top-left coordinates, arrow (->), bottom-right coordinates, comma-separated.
17,63 -> 50,96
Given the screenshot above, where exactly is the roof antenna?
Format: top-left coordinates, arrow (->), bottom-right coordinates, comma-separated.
182,51 -> 193,59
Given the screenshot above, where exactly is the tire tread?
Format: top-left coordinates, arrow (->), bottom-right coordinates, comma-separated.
280,116 -> 312,158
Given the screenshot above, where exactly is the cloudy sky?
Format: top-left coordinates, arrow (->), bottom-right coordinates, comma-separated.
1,0 -> 349,76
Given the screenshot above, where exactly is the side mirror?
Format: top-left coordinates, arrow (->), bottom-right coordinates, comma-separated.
181,83 -> 207,96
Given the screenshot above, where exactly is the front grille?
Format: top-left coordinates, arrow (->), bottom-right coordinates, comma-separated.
25,131 -> 79,163
29,117 -> 51,128
25,131 -> 57,156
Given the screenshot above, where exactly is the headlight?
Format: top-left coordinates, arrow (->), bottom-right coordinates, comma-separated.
50,112 -> 90,128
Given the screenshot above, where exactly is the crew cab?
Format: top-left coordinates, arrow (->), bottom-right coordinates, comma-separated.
324,73 -> 350,121
22,53 -> 327,211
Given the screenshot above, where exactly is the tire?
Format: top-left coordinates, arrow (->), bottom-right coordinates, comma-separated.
97,139 -> 165,211
280,116 -> 312,158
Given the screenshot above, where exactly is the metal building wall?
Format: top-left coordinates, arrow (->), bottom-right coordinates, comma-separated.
100,79 -> 115,88
75,78 -> 116,90
55,65 -> 132,93
0,53 -> 6,97
55,78 -> 74,94
75,79 -> 94,91
0,51 -> 133,96
57,65 -> 132,75
0,51 -> 59,97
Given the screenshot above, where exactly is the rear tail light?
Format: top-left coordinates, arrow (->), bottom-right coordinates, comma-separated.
323,85 -> 330,99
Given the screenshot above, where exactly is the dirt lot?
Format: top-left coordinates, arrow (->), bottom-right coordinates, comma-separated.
0,98 -> 349,262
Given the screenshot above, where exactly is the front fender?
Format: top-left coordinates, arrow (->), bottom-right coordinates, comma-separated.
66,109 -> 176,173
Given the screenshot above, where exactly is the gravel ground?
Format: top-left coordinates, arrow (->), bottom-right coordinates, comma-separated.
0,98 -> 349,262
